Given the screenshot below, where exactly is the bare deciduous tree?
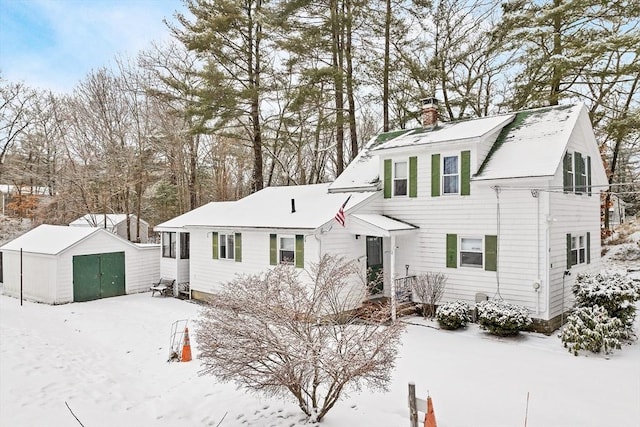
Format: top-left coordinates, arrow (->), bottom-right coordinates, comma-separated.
196,255 -> 404,423
412,272 -> 447,318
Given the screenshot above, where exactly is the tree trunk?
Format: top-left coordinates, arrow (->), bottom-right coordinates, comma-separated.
383,0 -> 391,132
549,0 -> 562,106
345,0 -> 358,161
331,0 -> 345,177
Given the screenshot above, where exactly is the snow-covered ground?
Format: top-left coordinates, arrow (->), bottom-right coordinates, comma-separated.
1,224 -> 639,426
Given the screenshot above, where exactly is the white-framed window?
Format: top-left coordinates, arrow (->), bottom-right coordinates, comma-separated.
460,237 -> 483,268
442,155 -> 459,194
564,151 -> 592,195
162,232 -> 176,258
219,233 -> 235,260
279,236 -> 295,264
571,234 -> 586,266
566,152 -> 574,191
393,161 -> 408,196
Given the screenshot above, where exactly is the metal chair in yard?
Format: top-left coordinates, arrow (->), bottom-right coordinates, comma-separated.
150,278 -> 175,297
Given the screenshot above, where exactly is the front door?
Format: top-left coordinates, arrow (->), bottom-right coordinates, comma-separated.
366,236 -> 383,295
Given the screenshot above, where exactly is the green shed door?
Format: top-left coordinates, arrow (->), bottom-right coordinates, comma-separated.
73,252 -> 125,302
100,252 -> 125,298
73,254 -> 101,302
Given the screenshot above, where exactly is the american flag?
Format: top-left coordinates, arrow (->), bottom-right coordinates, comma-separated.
334,195 -> 351,227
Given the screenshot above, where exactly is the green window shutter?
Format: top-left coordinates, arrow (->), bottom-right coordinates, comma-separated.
566,233 -> 572,270
409,156 -> 418,198
575,152 -> 584,193
212,232 -> 219,259
269,234 -> 277,265
587,156 -> 592,196
383,159 -> 392,199
461,150 -> 471,196
563,152 -> 571,192
586,232 -> 591,264
295,234 -> 304,268
431,154 -> 440,197
485,235 -> 497,272
446,234 -> 457,268
235,233 -> 242,262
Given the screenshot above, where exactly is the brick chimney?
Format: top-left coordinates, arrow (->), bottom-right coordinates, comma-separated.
421,97 -> 439,129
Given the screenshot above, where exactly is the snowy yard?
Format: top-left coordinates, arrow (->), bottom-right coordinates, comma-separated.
1,287 -> 639,427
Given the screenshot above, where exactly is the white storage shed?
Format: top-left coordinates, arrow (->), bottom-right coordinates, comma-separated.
0,224 -> 160,304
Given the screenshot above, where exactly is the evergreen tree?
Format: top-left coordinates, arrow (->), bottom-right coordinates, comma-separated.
171,0 -> 272,193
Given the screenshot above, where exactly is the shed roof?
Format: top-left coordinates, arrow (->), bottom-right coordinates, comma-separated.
0,225 -> 100,255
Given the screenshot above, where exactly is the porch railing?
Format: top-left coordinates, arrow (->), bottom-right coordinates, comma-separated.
394,275 -> 415,303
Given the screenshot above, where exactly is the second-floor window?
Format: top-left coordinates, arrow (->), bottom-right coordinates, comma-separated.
394,161 -> 407,196
563,151 -> 591,195
443,155 -> 459,194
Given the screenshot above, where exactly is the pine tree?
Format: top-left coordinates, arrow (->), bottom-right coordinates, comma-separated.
171,0 -> 271,193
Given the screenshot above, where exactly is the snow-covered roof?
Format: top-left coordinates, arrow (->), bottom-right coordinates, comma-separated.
155,201 -> 235,230
0,224 -> 100,255
69,214 -> 147,228
329,135 -> 385,193
158,184 -> 377,231
474,104 -> 582,181
329,115 -> 515,193
370,114 -> 515,152
350,214 -> 417,237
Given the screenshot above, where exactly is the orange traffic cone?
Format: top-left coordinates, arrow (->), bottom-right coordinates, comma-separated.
424,396 -> 437,427
181,327 -> 192,362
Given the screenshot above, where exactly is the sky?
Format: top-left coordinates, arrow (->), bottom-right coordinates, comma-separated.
0,0 -> 185,93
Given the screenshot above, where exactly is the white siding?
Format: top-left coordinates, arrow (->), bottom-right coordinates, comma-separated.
188,226 -> 367,311
543,117 -> 606,319
130,246 -> 161,293
160,257 -> 177,281
547,181 -> 602,319
114,218 -> 149,243
1,251 -> 58,303
380,146 -> 551,319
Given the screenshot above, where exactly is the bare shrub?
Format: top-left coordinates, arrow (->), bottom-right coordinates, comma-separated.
412,272 -> 447,318
196,255 -> 404,423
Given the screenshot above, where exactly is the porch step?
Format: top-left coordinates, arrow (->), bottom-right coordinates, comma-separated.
356,299 -> 417,323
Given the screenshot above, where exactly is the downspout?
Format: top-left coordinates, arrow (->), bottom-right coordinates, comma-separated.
533,189 -> 541,315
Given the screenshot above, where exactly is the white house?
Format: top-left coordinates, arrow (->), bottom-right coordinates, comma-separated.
156,102 -> 607,332
69,214 -> 150,243
0,225 -> 160,304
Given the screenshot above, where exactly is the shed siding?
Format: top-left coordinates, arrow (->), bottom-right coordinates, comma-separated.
1,251 -> 57,303
54,233 -> 159,303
